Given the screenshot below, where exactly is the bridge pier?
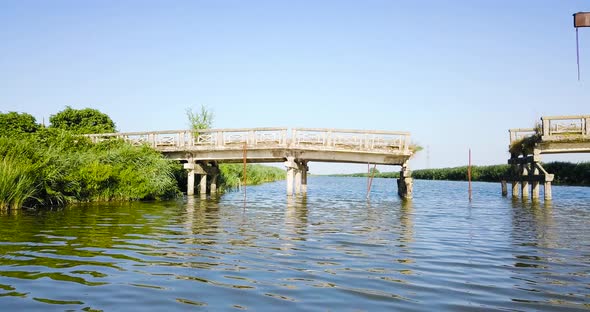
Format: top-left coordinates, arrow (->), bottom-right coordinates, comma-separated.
295,165 -> 302,194
187,166 -> 195,196
200,174 -> 207,198
521,164 -> 529,199
285,157 -> 297,196
505,150 -> 553,202
285,158 -> 309,196
501,180 -> 508,196
397,163 -> 413,199
301,161 -> 308,194
184,161 -> 219,197
210,172 -> 218,194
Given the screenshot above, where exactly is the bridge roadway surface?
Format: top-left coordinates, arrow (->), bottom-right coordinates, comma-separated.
88,127 -> 415,198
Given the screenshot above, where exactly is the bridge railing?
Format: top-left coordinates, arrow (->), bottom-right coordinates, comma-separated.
87,128 -> 289,149
292,128 -> 410,153
193,128 -> 288,147
86,127 -> 411,153
509,128 -> 537,144
541,115 -> 590,138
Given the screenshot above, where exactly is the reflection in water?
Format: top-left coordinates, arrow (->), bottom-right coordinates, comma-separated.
511,198 -> 555,248
399,199 -> 414,245
285,195 -> 309,238
0,178 -> 589,311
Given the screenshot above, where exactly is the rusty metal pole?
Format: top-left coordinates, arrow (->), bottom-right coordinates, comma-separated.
574,12 -> 590,80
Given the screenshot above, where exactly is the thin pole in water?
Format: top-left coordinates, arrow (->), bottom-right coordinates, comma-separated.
468,148 -> 472,201
366,163 -> 370,192
243,143 -> 247,204
367,163 -> 377,200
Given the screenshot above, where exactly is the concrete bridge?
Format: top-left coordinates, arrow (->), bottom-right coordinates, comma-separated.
504,115 -> 590,200
87,127 -> 415,198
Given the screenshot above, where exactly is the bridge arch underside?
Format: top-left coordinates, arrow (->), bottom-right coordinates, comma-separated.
165,147 -> 413,199
164,148 -> 410,165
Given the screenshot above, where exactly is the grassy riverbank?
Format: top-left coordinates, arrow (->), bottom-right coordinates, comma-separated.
332,162 -> 590,186
0,109 -> 286,210
0,132 -> 180,210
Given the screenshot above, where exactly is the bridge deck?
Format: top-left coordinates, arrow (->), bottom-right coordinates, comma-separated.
87,127 -> 414,165
506,115 -> 590,201
509,115 -> 590,154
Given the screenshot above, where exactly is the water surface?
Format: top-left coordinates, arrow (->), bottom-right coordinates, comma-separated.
1,177 -> 589,311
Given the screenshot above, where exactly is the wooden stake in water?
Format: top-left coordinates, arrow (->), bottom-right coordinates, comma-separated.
367,163 -> 377,200
468,148 -> 472,201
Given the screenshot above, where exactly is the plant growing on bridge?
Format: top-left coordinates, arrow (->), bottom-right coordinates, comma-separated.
186,105 -> 214,132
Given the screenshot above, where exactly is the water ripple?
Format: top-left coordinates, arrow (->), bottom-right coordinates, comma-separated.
0,178 -> 589,311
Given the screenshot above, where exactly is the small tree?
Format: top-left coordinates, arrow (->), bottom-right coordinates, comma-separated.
0,112 -> 40,137
49,106 -> 116,134
186,105 -> 214,131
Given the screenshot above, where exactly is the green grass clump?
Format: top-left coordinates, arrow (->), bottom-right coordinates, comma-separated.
0,156 -> 40,210
0,132 -> 180,210
219,164 -> 286,190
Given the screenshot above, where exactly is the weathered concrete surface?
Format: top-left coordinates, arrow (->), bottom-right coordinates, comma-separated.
88,127 -> 415,198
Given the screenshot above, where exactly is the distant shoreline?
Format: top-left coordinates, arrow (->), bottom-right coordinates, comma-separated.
325,162 -> 590,186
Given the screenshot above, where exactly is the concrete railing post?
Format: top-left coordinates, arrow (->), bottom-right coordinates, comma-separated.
585,117 -> 590,136
148,133 -> 155,147
542,118 -> 550,137
291,129 -> 297,147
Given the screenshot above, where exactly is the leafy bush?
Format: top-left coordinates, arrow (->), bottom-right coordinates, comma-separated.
0,112 -> 40,137
49,106 -> 116,134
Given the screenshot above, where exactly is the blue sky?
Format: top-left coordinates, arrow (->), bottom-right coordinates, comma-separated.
1,0 -> 589,173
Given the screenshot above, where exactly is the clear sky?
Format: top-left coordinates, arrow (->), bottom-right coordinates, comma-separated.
1,0 -> 589,174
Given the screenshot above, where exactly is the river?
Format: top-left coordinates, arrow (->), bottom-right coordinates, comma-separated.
1,177 -> 589,311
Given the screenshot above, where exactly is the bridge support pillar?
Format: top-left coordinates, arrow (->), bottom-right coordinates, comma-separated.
210,173 -> 218,194
511,181 -> 520,198
531,166 -> 540,200
285,157 -> 297,196
209,163 -> 219,195
397,163 -> 413,199
501,180 -> 508,196
200,174 -> 207,197
295,166 -> 302,194
544,181 -> 552,200
521,165 -> 529,200
301,161 -> 308,194
544,174 -> 553,201
187,168 -> 195,196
